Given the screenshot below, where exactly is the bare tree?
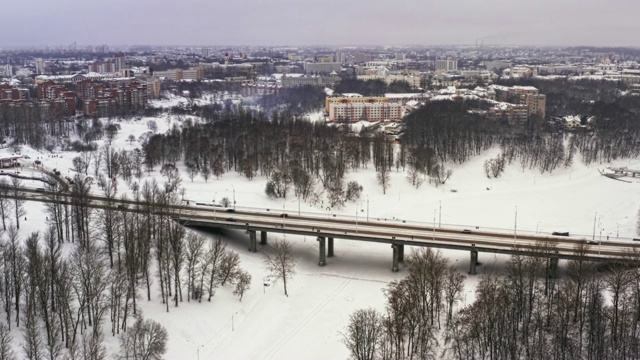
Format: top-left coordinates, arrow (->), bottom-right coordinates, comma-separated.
345,181 -> 363,202
376,165 -> 390,195
0,322 -> 16,360
21,294 -> 43,360
444,266 -> 465,325
205,237 -> 226,302
218,251 -> 241,286
117,317 -> 168,360
10,177 -> 25,229
264,239 -> 296,296
184,233 -> 205,302
342,308 -> 383,360
233,270 -> 251,302
0,179 -> 12,231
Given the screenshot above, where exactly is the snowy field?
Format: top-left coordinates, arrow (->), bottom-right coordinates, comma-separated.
3,111 -> 640,359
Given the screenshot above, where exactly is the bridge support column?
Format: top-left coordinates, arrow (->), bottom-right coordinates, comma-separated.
469,245 -> 478,275
398,244 -> 404,263
392,244 -> 399,273
317,237 -> 326,266
248,231 -> 257,253
328,237 -> 334,257
549,251 -> 559,279
260,231 -> 267,245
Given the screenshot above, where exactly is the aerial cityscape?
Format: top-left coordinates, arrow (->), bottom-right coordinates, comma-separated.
2,1 -> 640,360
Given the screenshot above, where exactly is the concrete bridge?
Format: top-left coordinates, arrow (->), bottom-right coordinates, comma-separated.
7,187 -> 640,274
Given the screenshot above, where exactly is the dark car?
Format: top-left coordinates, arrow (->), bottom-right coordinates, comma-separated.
462,229 -> 472,234
552,231 -> 570,236
279,213 -> 289,218
34,160 -> 42,165
586,239 -> 598,245
35,188 -> 44,192
225,218 -> 237,222
226,209 -> 236,213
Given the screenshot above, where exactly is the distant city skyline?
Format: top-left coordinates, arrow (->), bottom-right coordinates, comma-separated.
2,0 -> 639,48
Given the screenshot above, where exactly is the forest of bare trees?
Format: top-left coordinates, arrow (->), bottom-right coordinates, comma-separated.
344,245 -> 640,360
0,176 -> 252,359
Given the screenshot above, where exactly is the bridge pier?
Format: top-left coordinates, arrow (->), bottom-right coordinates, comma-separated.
317,237 -> 326,266
398,244 -> 404,263
260,231 -> 267,245
469,245 -> 478,275
328,237 -> 334,257
392,244 -> 400,273
248,231 -> 257,253
549,251 -> 559,279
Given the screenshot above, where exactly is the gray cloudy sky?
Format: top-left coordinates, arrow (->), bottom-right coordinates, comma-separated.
2,0 -> 638,47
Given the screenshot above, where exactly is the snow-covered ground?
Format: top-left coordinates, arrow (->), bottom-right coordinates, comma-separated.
3,112 -> 640,359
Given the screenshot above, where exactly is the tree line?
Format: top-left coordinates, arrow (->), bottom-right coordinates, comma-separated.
344,243 -> 640,360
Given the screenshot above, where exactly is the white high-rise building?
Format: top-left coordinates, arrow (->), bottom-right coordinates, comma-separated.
1,65 -> 12,77
435,59 -> 457,72
114,52 -> 126,72
35,58 -> 46,74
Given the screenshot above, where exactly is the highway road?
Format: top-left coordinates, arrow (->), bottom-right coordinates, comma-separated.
6,187 -> 640,270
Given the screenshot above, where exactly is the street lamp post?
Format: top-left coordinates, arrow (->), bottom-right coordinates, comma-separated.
433,209 -> 436,241
513,206 -> 518,247
231,185 -> 236,210
439,200 -> 442,227
536,221 -> 541,234
592,211 -> 597,241
197,345 -> 204,360
232,312 -> 238,331
366,194 -> 369,222
356,202 -> 359,234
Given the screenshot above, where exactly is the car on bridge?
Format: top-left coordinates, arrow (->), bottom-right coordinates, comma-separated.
225,218 -> 237,222
552,231 -> 570,236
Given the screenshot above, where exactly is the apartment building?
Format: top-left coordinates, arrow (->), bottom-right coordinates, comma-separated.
326,95 -> 386,113
0,84 -> 29,101
357,74 -> 422,88
326,95 -> 403,122
36,81 -> 76,116
304,62 -> 341,74
328,101 -> 403,123
154,67 -> 204,81
435,59 -> 457,72
490,85 -> 546,119
282,74 -> 340,88
83,81 -> 147,116
487,103 -> 529,124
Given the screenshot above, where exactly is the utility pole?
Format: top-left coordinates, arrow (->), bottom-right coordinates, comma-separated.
592,212 -> 597,241
439,200 -> 442,227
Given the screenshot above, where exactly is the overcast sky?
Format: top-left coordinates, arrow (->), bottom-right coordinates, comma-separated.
2,0 -> 638,47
